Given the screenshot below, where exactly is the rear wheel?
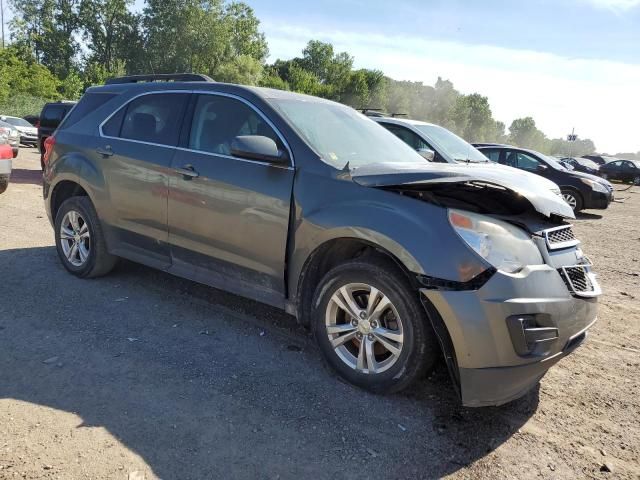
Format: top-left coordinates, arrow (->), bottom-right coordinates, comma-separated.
55,196 -> 117,278
561,189 -> 583,212
601,172 -> 608,180
312,258 -> 439,394
633,175 -> 640,186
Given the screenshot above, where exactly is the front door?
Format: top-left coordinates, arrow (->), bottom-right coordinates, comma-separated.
98,92 -> 189,267
167,93 -> 295,307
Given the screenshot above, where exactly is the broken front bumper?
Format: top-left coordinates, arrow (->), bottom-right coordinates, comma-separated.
421,264 -> 598,407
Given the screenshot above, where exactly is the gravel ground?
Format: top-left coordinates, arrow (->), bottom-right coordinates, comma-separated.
0,149 -> 638,480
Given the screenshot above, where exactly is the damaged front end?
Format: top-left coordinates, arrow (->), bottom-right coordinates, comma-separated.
352,164 -> 599,407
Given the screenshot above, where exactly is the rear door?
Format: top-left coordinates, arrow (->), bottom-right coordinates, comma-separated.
604,161 -> 624,181
98,91 -> 190,267
167,92 -> 295,307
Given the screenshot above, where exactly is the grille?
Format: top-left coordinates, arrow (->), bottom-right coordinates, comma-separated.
544,225 -> 579,249
559,266 -> 594,293
547,226 -> 576,244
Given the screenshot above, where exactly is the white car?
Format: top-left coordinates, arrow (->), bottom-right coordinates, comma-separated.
0,115 -> 38,146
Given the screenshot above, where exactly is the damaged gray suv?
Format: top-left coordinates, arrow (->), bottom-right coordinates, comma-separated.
43,74 -> 600,407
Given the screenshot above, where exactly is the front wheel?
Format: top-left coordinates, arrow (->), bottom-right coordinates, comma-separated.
561,189 -> 583,212
312,258 -> 439,394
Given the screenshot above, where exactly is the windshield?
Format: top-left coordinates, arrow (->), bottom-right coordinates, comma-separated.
414,124 -> 488,163
541,154 -> 569,170
576,158 -> 599,169
268,99 -> 426,169
3,117 -> 32,128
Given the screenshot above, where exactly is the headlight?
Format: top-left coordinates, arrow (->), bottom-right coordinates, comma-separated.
448,209 -> 544,273
581,178 -> 608,193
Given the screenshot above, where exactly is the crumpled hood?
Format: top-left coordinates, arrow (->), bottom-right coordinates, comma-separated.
351,161 -> 575,219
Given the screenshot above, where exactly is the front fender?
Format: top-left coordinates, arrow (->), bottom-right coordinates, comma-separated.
287,172 -> 487,300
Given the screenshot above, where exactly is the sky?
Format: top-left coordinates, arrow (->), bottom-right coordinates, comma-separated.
4,0 -> 640,153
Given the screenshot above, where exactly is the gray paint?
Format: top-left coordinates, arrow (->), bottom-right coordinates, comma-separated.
43,81 -> 599,406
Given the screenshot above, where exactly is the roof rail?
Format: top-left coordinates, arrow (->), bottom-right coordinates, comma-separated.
391,113 -> 408,118
105,73 -> 214,85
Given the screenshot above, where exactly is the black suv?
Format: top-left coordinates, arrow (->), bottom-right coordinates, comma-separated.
38,101 -> 77,167
475,144 -> 613,212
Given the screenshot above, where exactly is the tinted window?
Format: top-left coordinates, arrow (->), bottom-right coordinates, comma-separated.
60,94 -> 112,129
608,161 -> 623,168
504,151 -> 541,171
40,106 -> 67,128
119,93 -> 188,146
381,124 -> 431,151
482,149 -> 501,162
188,95 -> 280,156
102,108 -> 126,137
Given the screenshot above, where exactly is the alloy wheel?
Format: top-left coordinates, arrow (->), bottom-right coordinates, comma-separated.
325,283 -> 404,374
60,210 -> 91,267
562,192 -> 578,209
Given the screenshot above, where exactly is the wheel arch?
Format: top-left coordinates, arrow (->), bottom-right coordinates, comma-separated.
293,233 -> 420,326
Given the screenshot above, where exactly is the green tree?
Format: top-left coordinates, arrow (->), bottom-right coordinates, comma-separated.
10,0 -> 81,78
0,45 -> 60,102
78,0 -> 142,74
508,117 -> 547,150
142,0 -> 267,84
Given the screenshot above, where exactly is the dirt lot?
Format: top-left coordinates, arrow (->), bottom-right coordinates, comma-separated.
0,149 -> 638,480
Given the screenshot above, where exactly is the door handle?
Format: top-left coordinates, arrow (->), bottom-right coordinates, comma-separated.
96,146 -> 114,157
175,164 -> 199,179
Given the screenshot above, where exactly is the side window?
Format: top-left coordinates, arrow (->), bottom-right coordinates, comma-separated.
622,161 -> 634,170
40,106 -> 66,128
482,149 -> 501,162
505,151 -> 540,171
608,161 -> 622,169
118,93 -> 188,146
188,94 -> 280,156
382,124 -> 431,151
60,94 -> 114,130
102,108 -> 125,137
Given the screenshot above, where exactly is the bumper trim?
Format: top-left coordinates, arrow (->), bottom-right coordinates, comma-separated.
459,316 -> 596,407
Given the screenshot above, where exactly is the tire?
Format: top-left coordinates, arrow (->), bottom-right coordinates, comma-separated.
0,178 -> 7,194
311,257 -> 439,394
54,196 -> 117,278
601,173 -> 608,180
561,188 -> 583,212
634,176 -> 640,186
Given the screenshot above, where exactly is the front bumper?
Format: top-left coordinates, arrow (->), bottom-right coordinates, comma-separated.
422,264 -> 598,407
20,134 -> 38,145
585,189 -> 613,209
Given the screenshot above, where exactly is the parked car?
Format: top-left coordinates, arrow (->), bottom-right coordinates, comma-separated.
38,101 -> 77,168
43,74 -> 600,407
475,144 -> 613,212
581,155 -> 617,166
0,120 -> 20,158
23,115 -> 40,127
371,115 -> 490,164
0,115 -> 38,146
560,157 -> 600,176
599,159 -> 640,185
0,138 -> 12,194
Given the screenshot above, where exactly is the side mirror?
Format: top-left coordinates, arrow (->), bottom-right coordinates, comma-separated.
230,135 -> 288,164
417,148 -> 435,161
